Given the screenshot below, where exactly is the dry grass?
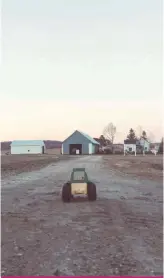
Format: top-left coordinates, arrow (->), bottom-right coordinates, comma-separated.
103,154 -> 163,181
1,150 -> 67,178
1,152 -> 163,181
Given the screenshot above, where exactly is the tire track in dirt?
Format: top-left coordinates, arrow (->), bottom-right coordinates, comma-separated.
1,155 -> 163,276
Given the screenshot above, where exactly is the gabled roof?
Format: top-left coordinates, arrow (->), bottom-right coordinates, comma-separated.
139,138 -> 150,143
78,130 -> 100,145
124,139 -> 138,144
11,140 -> 45,146
63,130 -> 100,145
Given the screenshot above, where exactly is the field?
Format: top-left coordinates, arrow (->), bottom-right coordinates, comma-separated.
1,153 -> 163,276
1,148 -> 62,179
103,155 -> 163,181
1,152 -> 163,181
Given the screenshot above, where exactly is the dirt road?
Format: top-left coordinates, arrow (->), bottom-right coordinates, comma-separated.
1,155 -> 163,276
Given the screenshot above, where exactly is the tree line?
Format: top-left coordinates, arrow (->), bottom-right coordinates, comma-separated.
98,122 -> 163,154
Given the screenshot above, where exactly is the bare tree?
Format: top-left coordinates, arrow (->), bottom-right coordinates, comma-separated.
136,125 -> 143,139
147,130 -> 155,143
103,123 -> 116,145
136,126 -> 150,141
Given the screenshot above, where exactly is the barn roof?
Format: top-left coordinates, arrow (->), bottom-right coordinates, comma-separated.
62,130 -> 100,145
78,131 -> 100,145
11,140 -> 45,146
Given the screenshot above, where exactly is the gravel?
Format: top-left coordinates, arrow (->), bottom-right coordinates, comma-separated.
1,155 -> 163,276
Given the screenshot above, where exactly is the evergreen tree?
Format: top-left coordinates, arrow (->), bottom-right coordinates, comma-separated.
141,130 -> 147,140
99,135 -> 107,146
127,128 -> 137,140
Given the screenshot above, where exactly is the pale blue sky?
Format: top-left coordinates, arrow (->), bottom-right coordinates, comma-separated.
1,0 -> 163,141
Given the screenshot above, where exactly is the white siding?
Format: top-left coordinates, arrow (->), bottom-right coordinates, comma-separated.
124,144 -> 136,152
88,143 -> 92,154
11,145 -> 42,154
139,139 -> 150,151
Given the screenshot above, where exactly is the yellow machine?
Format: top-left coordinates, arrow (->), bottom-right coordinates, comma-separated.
62,168 -> 97,202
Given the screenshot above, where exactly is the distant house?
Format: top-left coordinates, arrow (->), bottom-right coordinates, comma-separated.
139,138 -> 150,152
11,140 -> 45,154
101,145 -> 112,154
124,139 -> 138,154
124,138 -> 151,155
93,138 -> 102,145
93,137 -> 111,147
113,144 -> 124,154
97,143 -> 124,154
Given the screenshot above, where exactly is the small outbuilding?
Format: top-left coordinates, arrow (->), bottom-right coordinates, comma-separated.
62,130 -> 100,155
11,140 -> 45,154
124,139 -> 138,155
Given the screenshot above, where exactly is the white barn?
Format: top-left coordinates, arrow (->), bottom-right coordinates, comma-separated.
11,140 -> 45,154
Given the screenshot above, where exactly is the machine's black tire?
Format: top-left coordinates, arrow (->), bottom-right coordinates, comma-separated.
87,181 -> 97,201
62,182 -> 71,202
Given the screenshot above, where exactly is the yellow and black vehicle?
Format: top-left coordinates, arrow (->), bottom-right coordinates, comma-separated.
62,168 -> 97,202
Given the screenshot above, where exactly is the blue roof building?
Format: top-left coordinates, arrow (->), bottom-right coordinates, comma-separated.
62,130 -> 100,155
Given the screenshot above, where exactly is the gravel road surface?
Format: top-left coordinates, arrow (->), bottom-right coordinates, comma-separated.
1,155 -> 163,276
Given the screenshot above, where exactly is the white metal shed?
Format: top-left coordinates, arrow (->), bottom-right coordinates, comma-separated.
10,140 -> 45,154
